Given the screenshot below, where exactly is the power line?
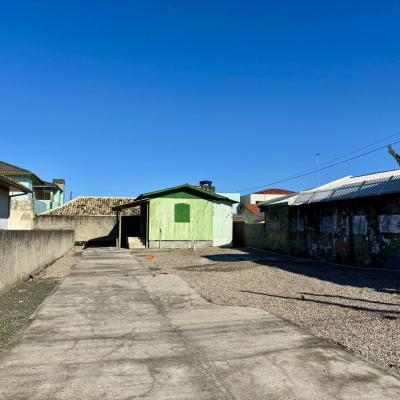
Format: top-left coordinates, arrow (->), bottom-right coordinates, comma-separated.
235,139 -> 400,193
281,130 -> 400,181
240,130 -> 400,190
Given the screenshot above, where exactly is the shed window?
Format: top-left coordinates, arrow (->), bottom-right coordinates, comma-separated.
175,203 -> 190,222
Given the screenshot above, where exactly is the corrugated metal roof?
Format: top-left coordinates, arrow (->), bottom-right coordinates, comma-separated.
293,169 -> 400,205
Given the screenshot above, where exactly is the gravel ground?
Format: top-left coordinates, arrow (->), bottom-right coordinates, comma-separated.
139,247 -> 400,375
0,247 -> 82,352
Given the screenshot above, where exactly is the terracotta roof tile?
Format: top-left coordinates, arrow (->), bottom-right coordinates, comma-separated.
253,188 -> 295,195
242,204 -> 261,215
40,196 -> 139,216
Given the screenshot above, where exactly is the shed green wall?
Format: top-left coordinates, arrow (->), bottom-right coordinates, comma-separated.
149,198 -> 213,241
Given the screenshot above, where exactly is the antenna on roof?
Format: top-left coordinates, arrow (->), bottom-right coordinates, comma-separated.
316,153 -> 321,186
70,191 -> 72,201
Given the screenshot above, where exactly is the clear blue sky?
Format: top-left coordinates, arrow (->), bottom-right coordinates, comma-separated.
1,0 -> 400,197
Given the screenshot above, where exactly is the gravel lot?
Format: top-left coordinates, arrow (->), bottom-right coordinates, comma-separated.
139,246 -> 400,375
0,247 -> 82,352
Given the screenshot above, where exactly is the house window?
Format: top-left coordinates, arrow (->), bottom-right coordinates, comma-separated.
34,187 -> 53,201
175,203 -> 190,222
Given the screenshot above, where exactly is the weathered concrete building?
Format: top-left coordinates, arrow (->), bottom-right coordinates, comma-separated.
259,169 -> 400,268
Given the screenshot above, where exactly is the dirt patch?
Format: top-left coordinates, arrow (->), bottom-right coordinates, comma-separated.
0,248 -> 82,352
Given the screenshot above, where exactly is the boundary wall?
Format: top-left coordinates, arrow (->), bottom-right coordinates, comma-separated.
263,192 -> 400,268
0,230 -> 74,295
233,223 -> 265,249
34,215 -> 139,245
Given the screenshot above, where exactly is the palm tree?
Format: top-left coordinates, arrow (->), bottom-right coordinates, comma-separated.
388,145 -> 400,167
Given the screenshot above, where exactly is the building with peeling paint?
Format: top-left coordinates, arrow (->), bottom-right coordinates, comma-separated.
258,169 -> 400,268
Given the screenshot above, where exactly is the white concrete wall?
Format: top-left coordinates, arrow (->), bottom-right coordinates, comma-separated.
0,230 -> 74,295
213,200 -> 233,247
0,188 -> 10,229
9,199 -> 35,229
217,192 -> 240,213
240,193 -> 284,204
34,215 -> 118,243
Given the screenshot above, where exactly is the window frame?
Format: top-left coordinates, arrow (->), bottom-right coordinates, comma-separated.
175,203 -> 190,223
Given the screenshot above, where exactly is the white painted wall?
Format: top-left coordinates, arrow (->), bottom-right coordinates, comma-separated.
237,207 -> 254,219
240,193 -> 284,204
213,200 -> 233,247
217,193 -> 240,213
0,188 -> 10,229
6,176 -> 33,199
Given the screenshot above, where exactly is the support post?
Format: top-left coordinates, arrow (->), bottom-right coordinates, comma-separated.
116,211 -> 119,249
118,211 -> 122,249
146,203 -> 149,248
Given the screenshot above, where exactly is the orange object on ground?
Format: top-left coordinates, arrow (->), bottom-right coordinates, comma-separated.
148,254 -> 155,260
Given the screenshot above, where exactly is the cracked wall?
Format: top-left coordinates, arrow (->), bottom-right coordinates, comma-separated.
262,193 -> 400,268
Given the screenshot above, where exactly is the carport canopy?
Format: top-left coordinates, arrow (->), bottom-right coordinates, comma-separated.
112,198 -> 150,249
111,198 -> 150,211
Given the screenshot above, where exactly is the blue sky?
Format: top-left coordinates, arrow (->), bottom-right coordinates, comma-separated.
1,0 -> 400,197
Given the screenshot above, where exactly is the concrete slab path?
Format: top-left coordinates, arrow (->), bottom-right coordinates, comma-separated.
1,248 -> 400,399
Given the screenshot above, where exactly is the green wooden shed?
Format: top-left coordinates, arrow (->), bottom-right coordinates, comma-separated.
113,184 -> 237,249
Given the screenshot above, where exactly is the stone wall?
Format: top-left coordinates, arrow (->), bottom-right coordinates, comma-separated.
263,192 -> 400,268
0,230 -> 74,295
233,222 -> 265,249
34,215 -> 140,246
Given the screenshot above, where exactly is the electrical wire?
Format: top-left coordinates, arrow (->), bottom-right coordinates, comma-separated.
278,130 -> 400,181
235,139 -> 400,193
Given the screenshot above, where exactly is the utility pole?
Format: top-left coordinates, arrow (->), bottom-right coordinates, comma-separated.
316,153 -> 321,186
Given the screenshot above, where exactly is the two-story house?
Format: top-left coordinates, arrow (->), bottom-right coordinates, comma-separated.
0,161 -> 65,213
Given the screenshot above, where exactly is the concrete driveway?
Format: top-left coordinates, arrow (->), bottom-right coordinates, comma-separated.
0,248 -> 399,399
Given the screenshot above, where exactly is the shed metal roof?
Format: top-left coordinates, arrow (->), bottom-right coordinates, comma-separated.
292,169 -> 400,206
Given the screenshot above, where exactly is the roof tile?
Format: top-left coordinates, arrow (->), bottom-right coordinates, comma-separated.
39,196 -> 139,216
253,188 -> 295,195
